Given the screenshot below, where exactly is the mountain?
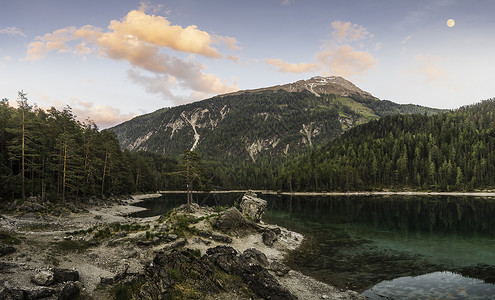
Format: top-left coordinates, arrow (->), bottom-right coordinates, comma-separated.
110,76 -> 441,163
224,76 -> 375,99
279,98 -> 495,192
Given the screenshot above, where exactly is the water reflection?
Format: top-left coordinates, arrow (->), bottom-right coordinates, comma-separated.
263,195 -> 495,293
362,271 -> 495,300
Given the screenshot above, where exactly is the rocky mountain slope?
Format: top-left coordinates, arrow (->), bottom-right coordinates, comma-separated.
110,77 -> 441,162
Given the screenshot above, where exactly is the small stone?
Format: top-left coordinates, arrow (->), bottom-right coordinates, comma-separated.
165,233 -> 178,242
322,295 -> 329,299
269,261 -> 290,276
31,270 -> 54,286
63,235 -> 73,241
211,234 -> 232,243
262,229 -> 277,247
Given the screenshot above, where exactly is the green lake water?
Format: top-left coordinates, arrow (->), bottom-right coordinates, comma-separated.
131,193 -> 495,299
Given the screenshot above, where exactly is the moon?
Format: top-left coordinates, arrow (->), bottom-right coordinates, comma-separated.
447,19 -> 455,27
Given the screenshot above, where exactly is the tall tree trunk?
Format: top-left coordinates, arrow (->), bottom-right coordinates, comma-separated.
101,149 -> 108,198
62,140 -> 67,201
21,108 -> 25,200
135,169 -> 140,193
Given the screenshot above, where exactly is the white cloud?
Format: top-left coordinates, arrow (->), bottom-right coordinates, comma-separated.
0,26 -> 26,38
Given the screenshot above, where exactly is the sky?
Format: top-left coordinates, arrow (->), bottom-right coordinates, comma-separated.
2,0 -> 495,128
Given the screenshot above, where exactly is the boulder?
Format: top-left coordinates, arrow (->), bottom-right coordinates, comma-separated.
0,245 -> 16,257
59,281 -> 82,300
269,261 -> 291,276
242,248 -> 269,267
53,268 -> 79,283
239,191 -> 267,222
215,207 -> 260,236
241,264 -> 297,300
31,270 -> 54,286
262,229 -> 278,247
206,246 -> 245,274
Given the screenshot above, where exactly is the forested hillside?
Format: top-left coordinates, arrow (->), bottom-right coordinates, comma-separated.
111,77 -> 441,164
0,93 -> 180,201
278,98 -> 495,192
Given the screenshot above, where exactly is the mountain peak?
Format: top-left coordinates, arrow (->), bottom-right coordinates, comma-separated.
223,76 -> 375,99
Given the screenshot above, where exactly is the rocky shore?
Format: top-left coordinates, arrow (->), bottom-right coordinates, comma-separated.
0,192 -> 364,299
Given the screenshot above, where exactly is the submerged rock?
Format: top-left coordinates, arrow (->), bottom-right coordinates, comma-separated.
240,191 -> 267,222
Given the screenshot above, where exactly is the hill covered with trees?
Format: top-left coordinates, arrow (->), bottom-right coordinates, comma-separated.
110,77 -> 441,164
278,98 -> 495,192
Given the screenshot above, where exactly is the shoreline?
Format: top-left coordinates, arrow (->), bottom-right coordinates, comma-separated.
158,190 -> 495,197
0,193 -> 363,299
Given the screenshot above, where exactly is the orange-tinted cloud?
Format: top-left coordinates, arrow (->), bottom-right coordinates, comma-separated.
106,10 -> 222,57
25,27 -> 77,60
316,45 -> 377,77
264,58 -> 319,73
41,97 -> 136,129
215,36 -> 242,50
415,55 -> 449,83
24,9 -> 239,103
266,20 -> 377,77
74,105 -> 136,129
331,21 -> 373,42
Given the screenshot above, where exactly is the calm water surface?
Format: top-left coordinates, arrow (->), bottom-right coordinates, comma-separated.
132,193 -> 495,299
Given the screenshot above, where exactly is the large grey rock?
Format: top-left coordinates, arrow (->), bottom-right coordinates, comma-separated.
31,270 -> 54,286
239,191 -> 267,222
215,207 -> 260,236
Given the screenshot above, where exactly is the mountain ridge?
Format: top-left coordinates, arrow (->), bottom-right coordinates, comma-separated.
110,77 -> 442,163
222,76 -> 375,99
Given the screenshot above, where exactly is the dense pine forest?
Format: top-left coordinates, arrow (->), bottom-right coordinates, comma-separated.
278,98 -> 495,192
0,92 -> 181,202
2,91 -> 495,202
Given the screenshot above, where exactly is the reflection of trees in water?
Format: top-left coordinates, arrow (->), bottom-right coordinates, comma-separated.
266,195 -> 495,235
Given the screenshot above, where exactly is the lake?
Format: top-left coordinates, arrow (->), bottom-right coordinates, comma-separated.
131,193 -> 495,299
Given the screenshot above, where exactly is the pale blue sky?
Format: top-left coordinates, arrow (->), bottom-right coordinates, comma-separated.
1,0 -> 495,127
